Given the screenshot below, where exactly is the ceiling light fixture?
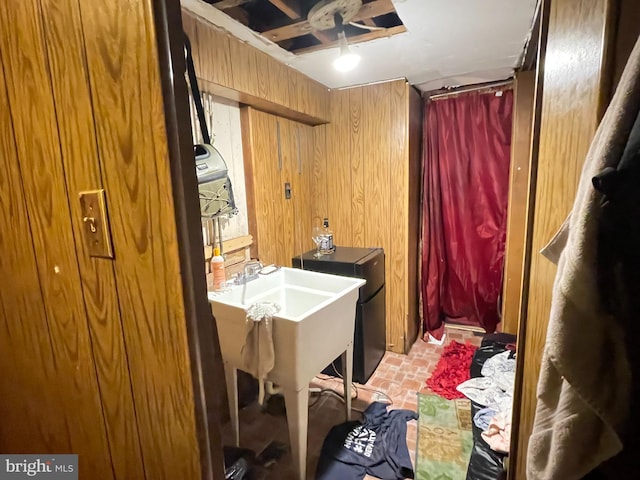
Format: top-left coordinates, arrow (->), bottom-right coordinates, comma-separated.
333,31 -> 360,72
332,12 -> 360,72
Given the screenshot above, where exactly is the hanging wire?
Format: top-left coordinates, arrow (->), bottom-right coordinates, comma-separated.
348,21 -> 385,31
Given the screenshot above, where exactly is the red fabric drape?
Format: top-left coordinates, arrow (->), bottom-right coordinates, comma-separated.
421,90 -> 513,340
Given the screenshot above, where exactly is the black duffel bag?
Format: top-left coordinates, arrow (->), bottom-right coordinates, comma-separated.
466,333 -> 515,480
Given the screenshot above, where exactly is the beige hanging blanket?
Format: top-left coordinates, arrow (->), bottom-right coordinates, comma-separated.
242,302 -> 280,405
527,37 -> 640,479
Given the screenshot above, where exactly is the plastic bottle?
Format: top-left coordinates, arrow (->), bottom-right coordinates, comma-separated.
211,247 -> 226,291
320,218 -> 335,254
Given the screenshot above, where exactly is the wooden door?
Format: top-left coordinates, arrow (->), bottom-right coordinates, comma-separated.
279,118 -> 297,267
293,123 -> 315,257
242,107 -> 286,266
242,108 -> 317,267
285,121 -> 317,265
280,118 -> 316,265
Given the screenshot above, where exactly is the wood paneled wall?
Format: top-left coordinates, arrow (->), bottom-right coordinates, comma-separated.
39,0 -> 146,476
513,0 -> 615,477
611,0 -> 640,91
501,70 -> 537,335
182,10 -> 330,126
0,13 -> 74,460
0,2 -> 115,476
0,0 -> 205,478
318,80 -> 422,354
82,0 -> 202,477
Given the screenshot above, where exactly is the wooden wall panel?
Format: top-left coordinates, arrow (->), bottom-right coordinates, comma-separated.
501,70 -> 536,335
78,0 -> 201,478
362,82 -> 393,347
241,108 -> 285,265
287,70 -> 301,113
182,11 -> 329,125
301,124 -> 315,253
349,87 -> 365,247
406,86 -> 422,350
310,81 -> 330,123
229,36 -> 259,97
255,50 -> 273,100
389,81 -> 409,351
312,124 -> 328,224
610,0 -> 640,92
241,107 -> 260,260
315,79 -> 420,353
289,70 -> 311,118
269,115 -> 288,266
291,124 -> 315,258
195,18 -> 233,88
0,52 -> 69,457
514,0 -> 614,477
327,89 -> 353,242
0,2 -> 114,477
39,0 -> 145,477
268,54 -> 291,108
280,118 -> 296,266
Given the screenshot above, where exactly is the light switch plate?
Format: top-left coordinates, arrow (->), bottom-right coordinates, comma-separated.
79,189 -> 114,259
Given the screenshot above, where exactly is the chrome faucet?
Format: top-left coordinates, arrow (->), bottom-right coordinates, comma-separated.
234,260 -> 263,285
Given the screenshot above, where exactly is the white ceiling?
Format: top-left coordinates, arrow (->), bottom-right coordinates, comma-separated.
181,0 -> 538,92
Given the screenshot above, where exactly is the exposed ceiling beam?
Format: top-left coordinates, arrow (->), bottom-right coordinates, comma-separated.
262,0 -> 395,42
362,18 -> 377,27
212,0 -> 250,9
267,0 -> 301,19
350,0 -> 396,22
267,0 -> 332,44
311,31 -> 333,44
292,24 -> 406,55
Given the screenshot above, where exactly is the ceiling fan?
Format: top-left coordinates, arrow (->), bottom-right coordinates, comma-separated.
307,0 -> 384,32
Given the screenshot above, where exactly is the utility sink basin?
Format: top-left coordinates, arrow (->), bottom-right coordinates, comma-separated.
208,267 -> 365,480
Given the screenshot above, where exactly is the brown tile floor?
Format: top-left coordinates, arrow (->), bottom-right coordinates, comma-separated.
221,326 -> 482,479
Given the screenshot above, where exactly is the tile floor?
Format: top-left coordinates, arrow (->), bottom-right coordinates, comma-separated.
220,326 -> 482,479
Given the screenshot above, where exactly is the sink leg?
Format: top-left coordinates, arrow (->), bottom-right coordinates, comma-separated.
283,385 -> 309,480
341,341 -> 353,421
223,362 -> 239,446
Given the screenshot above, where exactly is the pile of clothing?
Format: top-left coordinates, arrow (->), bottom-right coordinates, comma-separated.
456,349 -> 516,454
437,334 -> 516,480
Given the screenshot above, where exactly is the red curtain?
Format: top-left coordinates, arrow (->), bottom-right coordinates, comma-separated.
421,90 -> 513,340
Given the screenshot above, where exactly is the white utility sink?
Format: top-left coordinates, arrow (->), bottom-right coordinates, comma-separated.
208,267 -> 365,480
